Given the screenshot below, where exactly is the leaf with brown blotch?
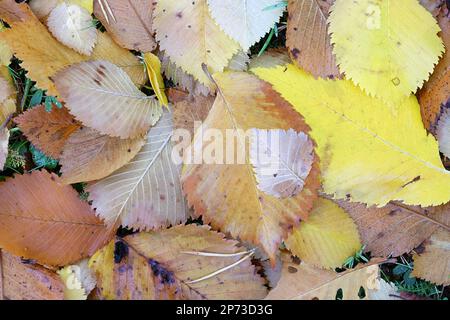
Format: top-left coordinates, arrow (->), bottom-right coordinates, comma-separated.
265,253 -> 382,300
0,251 -> 64,300
0,2 -> 146,96
412,229 -> 450,286
14,105 -> 81,159
60,127 -> 146,185
286,0 -> 340,78
89,225 -> 268,300
93,0 -> 157,52
54,60 -> 161,139
173,94 -> 214,137
419,10 -> 450,132
0,171 -> 114,266
182,72 -> 320,262
88,110 -> 188,231
337,200 -> 450,258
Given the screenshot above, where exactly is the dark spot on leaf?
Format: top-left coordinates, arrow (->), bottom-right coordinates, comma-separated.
290,48 -> 301,59
148,259 -> 175,284
288,266 -> 298,273
114,240 -> 129,264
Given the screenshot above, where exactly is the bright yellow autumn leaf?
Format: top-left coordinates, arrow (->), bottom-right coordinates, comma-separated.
328,0 -> 444,104
143,53 -> 168,107
285,198 -> 361,269
253,64 -> 450,207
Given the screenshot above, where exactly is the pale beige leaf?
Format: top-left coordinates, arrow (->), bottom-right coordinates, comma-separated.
58,259 -> 96,300
0,126 -> 9,171
89,225 -> 267,300
287,0 -> 339,78
48,3 -> 97,55
285,198 -> 361,269
60,127 -> 145,184
154,0 -> 240,86
436,107 -> 450,158
249,48 -> 291,70
93,0 -> 156,52
412,229 -> 450,285
29,0 -> 58,20
54,60 -> 161,139
88,110 -> 188,231
266,253 -> 381,300
249,128 -> 314,198
338,200 -> 450,257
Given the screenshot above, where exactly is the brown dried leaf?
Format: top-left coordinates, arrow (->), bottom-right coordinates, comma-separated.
0,171 -> 114,266
286,0 -> 339,78
93,0 -> 157,52
89,225 -> 267,300
14,105 -> 81,159
60,127 -> 145,184
0,2 -> 146,96
419,9 -> 450,132
173,94 -> 214,137
412,229 -> 450,285
0,251 -> 64,300
337,200 -> 450,258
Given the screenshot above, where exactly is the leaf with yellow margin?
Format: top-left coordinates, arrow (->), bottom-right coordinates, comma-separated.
154,0 -> 240,86
253,64 -> 450,206
328,0 -> 444,104
285,198 -> 361,269
182,71 -> 320,261
143,53 -> 168,107
89,225 -> 267,300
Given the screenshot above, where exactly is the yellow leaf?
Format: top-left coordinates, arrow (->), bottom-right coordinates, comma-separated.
286,198 -> 361,269
0,21 -> 12,66
69,0 -> 93,13
328,0 -> 444,104
253,64 -> 450,206
58,260 -> 96,300
89,225 -> 267,300
154,0 -> 240,86
143,53 -> 168,107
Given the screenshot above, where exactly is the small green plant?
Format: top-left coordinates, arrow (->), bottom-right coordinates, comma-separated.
343,245 -> 369,269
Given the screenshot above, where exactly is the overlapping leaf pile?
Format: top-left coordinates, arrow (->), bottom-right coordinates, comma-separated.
0,0 -> 448,300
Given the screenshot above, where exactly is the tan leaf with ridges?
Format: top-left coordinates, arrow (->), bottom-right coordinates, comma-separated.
0,251 -> 64,300
0,171 -> 114,266
54,60 -> 161,139
182,72 -> 320,261
338,200 -> 450,258
14,105 -> 81,159
88,110 -> 188,231
266,253 -> 381,300
89,225 -> 267,300
0,2 -> 146,96
60,127 -> 145,184
412,229 -> 450,285
93,0 -> 157,52
154,0 -> 240,86
285,198 -> 361,269
286,0 -> 339,78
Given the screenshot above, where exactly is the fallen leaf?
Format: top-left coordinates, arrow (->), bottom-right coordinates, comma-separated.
154,0 -> 240,86
143,52 -> 168,106
253,64 -> 450,206
47,2 -> 97,55
328,0 -> 444,104
172,93 -> 214,137
89,225 -> 267,300
437,106 -> 450,158
0,251 -> 64,300
286,0 -> 339,78
88,110 -> 188,230
14,105 -> 81,159
93,0 -> 157,52
60,127 -> 145,184
285,198 -> 361,269
182,71 -> 320,261
266,253 -> 381,300
0,171 -> 113,266
54,60 -> 161,139
338,200 -> 450,258
207,0 -> 284,51
412,229 -> 450,285
58,259 -> 96,300
0,2 -> 146,96
0,126 -> 9,171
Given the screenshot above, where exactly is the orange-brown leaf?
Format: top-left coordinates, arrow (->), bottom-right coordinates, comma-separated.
286,0 -> 339,78
0,250 -> 64,300
14,105 -> 81,159
0,171 -> 114,266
